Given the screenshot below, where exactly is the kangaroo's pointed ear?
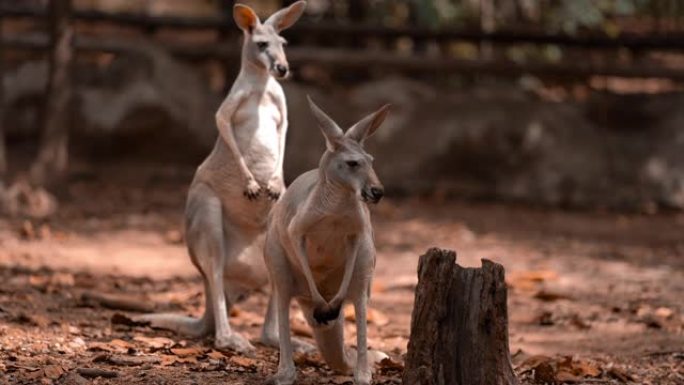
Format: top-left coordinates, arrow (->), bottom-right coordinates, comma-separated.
345,104 -> 391,144
265,0 -> 306,32
234,4 -> 260,33
307,96 -> 343,152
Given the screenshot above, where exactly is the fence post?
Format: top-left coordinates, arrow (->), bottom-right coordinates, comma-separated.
29,0 -> 73,187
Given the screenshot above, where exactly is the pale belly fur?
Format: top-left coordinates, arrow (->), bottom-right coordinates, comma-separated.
193,97 -> 281,228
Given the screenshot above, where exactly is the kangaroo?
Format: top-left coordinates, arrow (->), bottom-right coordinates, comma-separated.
136,1 -> 307,355
264,97 -> 390,385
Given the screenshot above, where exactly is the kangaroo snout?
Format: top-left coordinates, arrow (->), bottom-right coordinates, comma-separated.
274,63 -> 289,78
363,185 -> 384,204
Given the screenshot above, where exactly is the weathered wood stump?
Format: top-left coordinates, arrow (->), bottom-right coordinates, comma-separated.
403,248 -> 518,385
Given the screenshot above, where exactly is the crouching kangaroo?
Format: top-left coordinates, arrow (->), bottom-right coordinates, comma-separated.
264,97 -> 390,385
136,1 -> 307,354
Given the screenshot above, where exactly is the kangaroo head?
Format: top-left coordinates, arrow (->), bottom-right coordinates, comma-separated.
307,96 -> 390,204
233,1 -> 306,79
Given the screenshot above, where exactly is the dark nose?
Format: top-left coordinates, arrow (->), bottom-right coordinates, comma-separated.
370,187 -> 384,201
275,64 -> 288,77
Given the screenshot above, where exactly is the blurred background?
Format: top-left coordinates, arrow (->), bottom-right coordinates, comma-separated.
1,3 -> 683,384
2,0 -> 684,215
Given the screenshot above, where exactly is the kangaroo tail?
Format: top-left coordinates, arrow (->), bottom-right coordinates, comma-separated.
133,310 -> 211,337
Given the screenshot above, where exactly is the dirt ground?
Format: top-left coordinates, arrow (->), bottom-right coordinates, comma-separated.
0,163 -> 683,384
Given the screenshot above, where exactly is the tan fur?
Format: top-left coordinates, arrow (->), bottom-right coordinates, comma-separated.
264,97 -> 390,385
135,1 -> 307,355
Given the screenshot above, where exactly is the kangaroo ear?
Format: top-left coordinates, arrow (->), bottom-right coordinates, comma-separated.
265,0 -> 306,32
307,96 -> 343,152
345,104 -> 391,144
233,4 -> 260,33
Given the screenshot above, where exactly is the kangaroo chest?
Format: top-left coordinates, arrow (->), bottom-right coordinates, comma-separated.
230,90 -> 282,182
304,214 -> 363,280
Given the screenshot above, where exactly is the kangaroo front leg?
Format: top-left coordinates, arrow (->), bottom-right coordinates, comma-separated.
353,290 -> 371,385
215,90 -> 260,200
266,93 -> 287,200
287,221 -> 332,324
328,236 -> 361,311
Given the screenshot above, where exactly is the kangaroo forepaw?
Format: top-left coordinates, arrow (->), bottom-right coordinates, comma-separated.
243,179 -> 262,200
313,302 -> 342,325
266,178 -> 284,200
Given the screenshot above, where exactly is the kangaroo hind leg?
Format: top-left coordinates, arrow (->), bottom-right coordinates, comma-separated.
186,183 -> 254,354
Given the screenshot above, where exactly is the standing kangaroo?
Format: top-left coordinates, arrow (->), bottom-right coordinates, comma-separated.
264,97 -> 390,385
137,1 -> 307,354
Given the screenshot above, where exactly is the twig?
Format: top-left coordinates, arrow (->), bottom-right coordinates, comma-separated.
81,291 -> 155,313
76,367 -> 119,378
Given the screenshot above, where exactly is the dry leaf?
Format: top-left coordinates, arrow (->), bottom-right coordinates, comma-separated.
555,369 -> 580,383
655,307 -> 674,319
15,312 -> 50,328
519,354 -> 553,370
533,362 -> 556,383
43,365 -> 64,379
343,306 -> 390,326
507,270 -> 558,291
134,336 -> 175,349
291,318 -> 313,338
207,350 -> 227,360
294,353 -> 323,368
230,355 -> 257,369
533,290 -> 572,302
88,339 -> 133,354
170,347 -> 204,357
608,367 -> 633,382
329,375 -> 352,384
572,359 -> 601,377
160,355 -> 179,366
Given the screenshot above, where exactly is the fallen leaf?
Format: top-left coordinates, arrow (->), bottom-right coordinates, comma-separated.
291,318 -> 313,338
14,312 -> 50,328
533,362 -> 556,383
160,355 -> 179,366
343,306 -> 390,326
230,355 -> 257,369
88,339 -> 134,354
519,355 -> 553,370
107,354 -> 161,366
608,367 -> 633,382
76,368 -> 119,379
134,336 -> 175,349
294,353 -> 323,368
572,359 -> 601,377
555,369 -> 580,383
569,314 -> 591,330
655,307 -> 674,319
507,270 -> 558,291
533,290 -> 572,302
43,365 -> 64,379
207,350 -> 227,360
329,375 -> 352,384
170,347 -> 204,357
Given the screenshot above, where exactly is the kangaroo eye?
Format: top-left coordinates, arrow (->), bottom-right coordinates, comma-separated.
346,160 -> 359,168
256,42 -> 268,51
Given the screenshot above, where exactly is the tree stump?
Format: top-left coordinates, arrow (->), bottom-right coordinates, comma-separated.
403,248 -> 518,385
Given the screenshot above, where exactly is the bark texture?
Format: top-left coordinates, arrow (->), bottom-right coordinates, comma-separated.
403,248 -> 518,385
